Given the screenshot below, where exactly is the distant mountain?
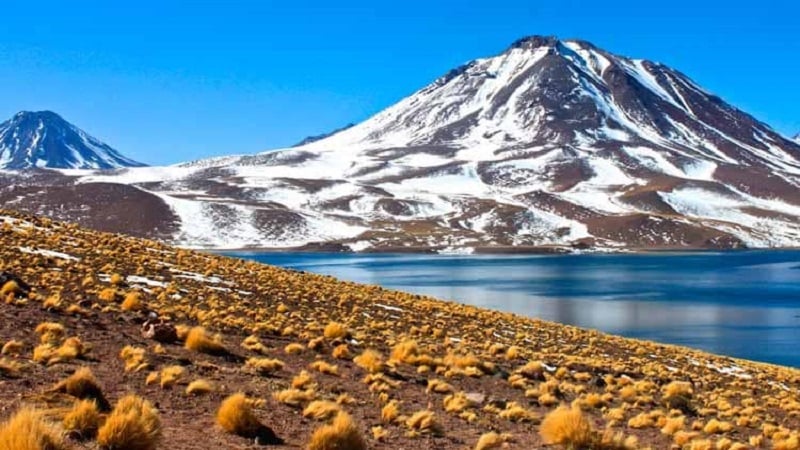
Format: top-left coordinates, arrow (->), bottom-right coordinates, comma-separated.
794,133 -> 800,144
292,123 -> 355,147
0,111 -> 144,170
3,37 -> 800,251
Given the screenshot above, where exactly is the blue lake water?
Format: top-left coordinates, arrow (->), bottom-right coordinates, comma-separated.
225,250 -> 800,367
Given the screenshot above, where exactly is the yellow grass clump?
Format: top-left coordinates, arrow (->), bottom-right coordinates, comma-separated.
539,406 -> 594,448
303,400 -> 342,420
216,393 -> 263,437
184,326 -> 226,355
353,349 -> 384,373
159,365 -> 186,388
119,345 -> 149,372
186,379 -> 215,395
381,400 -> 401,423
323,321 -> 348,339
51,367 -> 110,411
292,370 -> 316,389
121,291 -> 144,311
307,412 -> 367,450
63,399 -> 102,439
405,410 -> 442,435
332,344 -> 351,359
309,360 -> 339,376
245,357 -> 285,375
285,342 -> 305,354
2,339 -> 23,355
475,432 -> 512,450
273,388 -> 315,407
97,394 -> 162,450
0,408 -> 69,450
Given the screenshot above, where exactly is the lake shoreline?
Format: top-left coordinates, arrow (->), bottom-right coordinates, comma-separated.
204,244 -> 800,256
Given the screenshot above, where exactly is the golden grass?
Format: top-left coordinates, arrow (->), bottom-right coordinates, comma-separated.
323,321 -> 348,340
285,342 -> 305,354
245,357 -> 285,375
51,367 -> 110,411
307,412 -> 367,450
475,432 -> 512,450
184,326 -> 226,355
216,393 -> 263,437
185,379 -> 215,395
0,407 -> 69,450
291,370 -> 316,389
303,400 -> 342,420
405,410 -> 442,435
309,360 -> 339,376
121,291 -> 143,311
332,344 -> 351,359
353,349 -> 384,373
539,406 -> 594,448
1,339 -> 23,355
273,388 -> 315,407
62,399 -> 102,439
381,400 -> 401,423
97,394 -> 162,450
159,365 -> 186,388
119,345 -> 149,372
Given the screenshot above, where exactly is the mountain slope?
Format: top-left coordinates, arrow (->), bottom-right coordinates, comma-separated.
0,111 -> 144,169
5,37 -> 800,251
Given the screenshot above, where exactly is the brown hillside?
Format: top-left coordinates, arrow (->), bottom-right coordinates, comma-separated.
0,209 -> 799,449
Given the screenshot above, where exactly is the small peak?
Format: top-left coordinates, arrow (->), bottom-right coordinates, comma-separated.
507,35 -> 560,51
13,110 -> 65,123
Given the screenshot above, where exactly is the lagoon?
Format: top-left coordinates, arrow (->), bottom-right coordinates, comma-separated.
226,250 -> 800,367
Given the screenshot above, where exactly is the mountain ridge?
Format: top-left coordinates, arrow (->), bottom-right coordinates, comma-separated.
0,110 -> 144,170
2,36 -> 799,252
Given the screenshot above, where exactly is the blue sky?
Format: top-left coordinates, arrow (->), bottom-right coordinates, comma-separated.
0,1 -> 797,165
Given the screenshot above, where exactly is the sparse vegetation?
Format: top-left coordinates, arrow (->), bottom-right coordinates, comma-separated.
96,394 -> 162,450
1,209 -> 799,449
307,412 -> 367,450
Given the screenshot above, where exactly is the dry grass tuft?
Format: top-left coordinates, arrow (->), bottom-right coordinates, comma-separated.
159,365 -> 186,388
51,367 -> 111,411
323,322 -> 348,340
475,432 -> 512,450
353,349 -> 384,373
185,379 -> 215,395
332,344 -> 351,359
184,326 -> 227,355
63,399 -> 102,439
307,412 -> 367,450
291,370 -> 316,390
309,360 -> 339,376
539,405 -> 594,448
303,400 -> 342,420
97,394 -> 162,450
119,345 -> 149,372
285,342 -> 305,354
273,388 -> 316,407
1,339 -> 23,355
405,410 -> 443,435
381,400 -> 401,423
245,357 -> 285,375
0,407 -> 69,450
216,393 -> 261,436
121,291 -> 144,311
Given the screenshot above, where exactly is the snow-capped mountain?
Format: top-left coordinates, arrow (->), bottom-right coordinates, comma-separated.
794,133 -> 800,144
0,111 -> 144,170
3,37 -> 800,251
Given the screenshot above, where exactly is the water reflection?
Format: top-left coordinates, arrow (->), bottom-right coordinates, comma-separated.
228,251 -> 800,367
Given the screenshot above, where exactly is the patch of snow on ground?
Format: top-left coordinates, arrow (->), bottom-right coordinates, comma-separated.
18,247 -> 80,261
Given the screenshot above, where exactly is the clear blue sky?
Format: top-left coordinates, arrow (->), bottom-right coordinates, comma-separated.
0,1 -> 797,165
